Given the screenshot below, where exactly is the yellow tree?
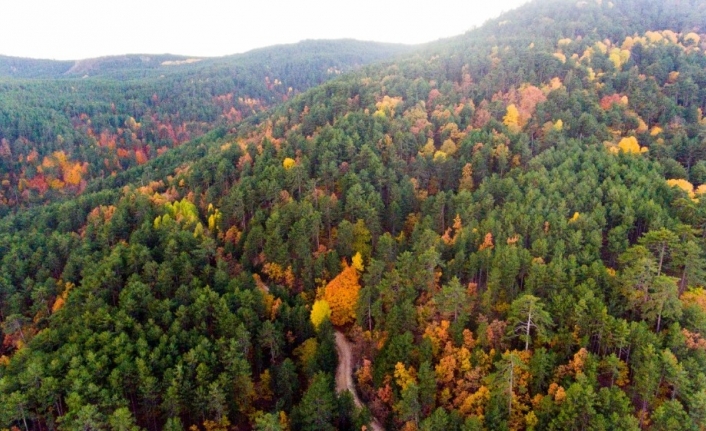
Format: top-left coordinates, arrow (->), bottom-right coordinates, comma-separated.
310,300 -> 331,329
503,104 -> 520,129
283,157 -> 296,169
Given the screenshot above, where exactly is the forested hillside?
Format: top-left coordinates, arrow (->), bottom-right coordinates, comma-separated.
0,40 -> 409,213
2,0 -> 706,430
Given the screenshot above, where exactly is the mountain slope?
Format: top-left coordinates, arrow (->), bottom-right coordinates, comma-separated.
0,40 -> 411,212
2,0 -> 706,430
0,40 -> 412,80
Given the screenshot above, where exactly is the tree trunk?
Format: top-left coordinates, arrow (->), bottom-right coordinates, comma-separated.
679,267 -> 688,295
525,307 -> 532,351
657,243 -> 666,276
20,406 -> 28,431
508,365 -> 514,419
367,298 -> 372,332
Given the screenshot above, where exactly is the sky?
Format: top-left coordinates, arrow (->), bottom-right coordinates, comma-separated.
0,0 -> 530,61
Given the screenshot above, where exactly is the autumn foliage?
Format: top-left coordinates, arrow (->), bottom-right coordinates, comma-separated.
323,260 -> 361,326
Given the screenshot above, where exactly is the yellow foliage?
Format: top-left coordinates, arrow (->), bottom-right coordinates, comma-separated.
569,212 -> 580,222
294,338 -> 318,367
278,411 -> 290,431
125,116 -> 140,131
200,417 -> 230,431
283,157 -> 296,169
594,41 -> 608,54
208,208 -> 221,233
193,222 -> 205,238
622,36 -> 635,50
541,77 -> 564,94
262,292 -> 275,316
553,52 -> 567,63
258,370 -> 274,401
608,51 -> 623,69
646,31 -> 664,43
635,118 -> 648,134
310,300 -> 331,329
525,411 -> 539,430
51,281 -> 74,313
394,362 -> 417,391
453,214 -> 463,231
668,71 -> 680,84
439,139 -> 458,155
608,48 -> 630,70
580,47 -> 595,62
662,30 -> 678,44
423,320 -> 451,358
263,262 -> 295,288
157,198 -> 199,227
617,136 -> 647,154
459,163 -> 474,192
441,122 -> 466,142
554,386 -> 567,403
351,252 -> 364,272
666,178 -> 695,199
615,360 -> 630,386
553,119 -> 563,131
650,126 -> 663,136
459,385 -> 490,417
63,162 -> 86,186
558,38 -> 572,46
457,346 -> 472,372
696,184 -> 706,196
684,32 -> 701,45
419,138 -> 436,157
375,95 -> 403,117
323,262 -> 361,326
48,178 -> 65,189
433,151 -> 448,162
503,104 -> 520,128
682,288 -> 706,311
494,145 -> 510,165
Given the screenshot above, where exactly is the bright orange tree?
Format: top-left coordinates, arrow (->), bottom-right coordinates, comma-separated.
323,259 -> 361,326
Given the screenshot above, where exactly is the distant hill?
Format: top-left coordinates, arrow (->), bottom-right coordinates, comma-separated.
0,39 -> 411,210
0,40 -> 411,80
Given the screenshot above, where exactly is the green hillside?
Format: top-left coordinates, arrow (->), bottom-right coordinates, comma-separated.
0,40 -> 410,213
2,0 -> 706,430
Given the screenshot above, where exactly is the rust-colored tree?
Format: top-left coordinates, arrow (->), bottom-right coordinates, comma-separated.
323,260 -> 361,326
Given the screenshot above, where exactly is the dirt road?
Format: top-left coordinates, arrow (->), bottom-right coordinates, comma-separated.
335,330 -> 384,431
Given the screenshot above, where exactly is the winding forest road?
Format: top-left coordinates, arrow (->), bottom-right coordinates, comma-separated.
335,330 -> 385,431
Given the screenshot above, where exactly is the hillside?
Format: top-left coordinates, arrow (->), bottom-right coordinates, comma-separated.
2,0 -> 706,430
0,40 -> 410,213
0,40 -> 412,80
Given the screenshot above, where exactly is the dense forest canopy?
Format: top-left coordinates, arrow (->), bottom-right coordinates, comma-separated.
0,40 -> 410,214
2,0 -> 706,430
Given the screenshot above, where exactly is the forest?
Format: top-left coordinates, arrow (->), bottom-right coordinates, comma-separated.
0,40 -> 409,214
2,0 -> 706,429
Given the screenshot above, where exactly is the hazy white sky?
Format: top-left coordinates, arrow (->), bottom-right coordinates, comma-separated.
0,0 -> 530,60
